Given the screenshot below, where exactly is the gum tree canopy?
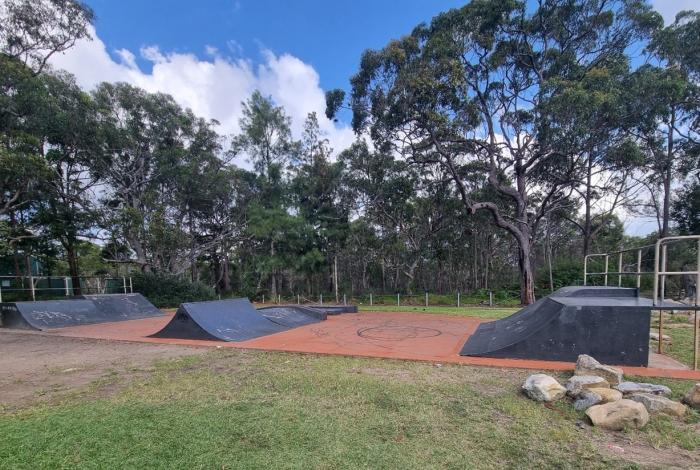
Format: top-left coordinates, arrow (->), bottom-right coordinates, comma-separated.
347,0 -> 660,304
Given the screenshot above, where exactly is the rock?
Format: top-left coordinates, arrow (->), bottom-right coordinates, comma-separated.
649,332 -> 672,343
585,399 -> 650,430
522,374 -> 566,402
574,390 -> 602,411
588,387 -> 622,404
682,383 -> 700,410
575,354 -> 624,385
615,381 -> 671,396
628,393 -> 687,417
566,375 -> 610,396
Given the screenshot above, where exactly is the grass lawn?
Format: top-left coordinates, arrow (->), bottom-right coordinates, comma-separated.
359,305 -> 519,320
1,349 -> 699,469
650,313 -> 699,369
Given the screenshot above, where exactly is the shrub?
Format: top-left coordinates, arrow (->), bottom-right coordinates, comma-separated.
131,272 -> 216,308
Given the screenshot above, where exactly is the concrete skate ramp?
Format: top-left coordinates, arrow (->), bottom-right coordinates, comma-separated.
150,298 -> 288,342
79,294 -> 163,320
1,296 -> 162,330
460,286 -> 651,366
258,305 -> 327,328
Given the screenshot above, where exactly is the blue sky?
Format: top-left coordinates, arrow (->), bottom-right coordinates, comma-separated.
84,0 -> 464,93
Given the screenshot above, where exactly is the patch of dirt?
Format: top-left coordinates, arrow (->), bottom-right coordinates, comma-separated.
599,435 -> 700,469
0,330 -> 207,411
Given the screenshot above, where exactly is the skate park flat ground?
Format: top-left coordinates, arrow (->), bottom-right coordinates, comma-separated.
38,310 -> 700,380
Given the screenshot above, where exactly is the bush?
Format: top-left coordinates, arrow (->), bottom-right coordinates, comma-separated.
131,272 -> 216,308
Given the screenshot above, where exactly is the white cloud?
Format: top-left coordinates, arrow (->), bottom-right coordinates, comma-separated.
48,27 -> 355,165
651,0 -> 698,24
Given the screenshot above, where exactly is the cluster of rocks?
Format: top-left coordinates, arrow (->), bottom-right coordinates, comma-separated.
522,354 -> 700,431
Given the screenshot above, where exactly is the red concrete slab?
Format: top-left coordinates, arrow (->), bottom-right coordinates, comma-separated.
45,311 -> 700,381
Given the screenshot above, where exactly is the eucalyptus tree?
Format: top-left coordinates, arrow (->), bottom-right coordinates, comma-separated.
344,0 -> 660,304
94,82 -> 223,274
624,11 -> 699,237
33,71 -> 102,293
0,0 -> 94,74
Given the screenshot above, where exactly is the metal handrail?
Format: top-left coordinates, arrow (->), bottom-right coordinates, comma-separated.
583,236 -> 700,370
583,244 -> 655,288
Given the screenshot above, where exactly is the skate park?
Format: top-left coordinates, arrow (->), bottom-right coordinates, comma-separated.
3,1 -> 700,465
2,236 -> 699,380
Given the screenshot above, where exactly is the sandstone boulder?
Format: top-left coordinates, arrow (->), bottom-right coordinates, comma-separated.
588,387 -> 622,404
585,399 -> 650,430
682,383 -> 700,410
573,390 -> 602,411
566,375 -> 610,396
574,354 -> 623,385
628,392 -> 686,417
522,374 -> 566,402
615,381 -> 671,396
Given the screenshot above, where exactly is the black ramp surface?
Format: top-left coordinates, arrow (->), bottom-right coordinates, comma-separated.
79,294 -> 163,320
460,286 -> 651,366
258,305 -> 327,328
1,300 -> 101,330
307,304 -> 358,315
150,298 -> 288,342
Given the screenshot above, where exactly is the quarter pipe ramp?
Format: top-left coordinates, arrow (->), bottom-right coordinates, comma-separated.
459,287 -> 652,366
0,293 -> 163,330
149,298 -> 289,342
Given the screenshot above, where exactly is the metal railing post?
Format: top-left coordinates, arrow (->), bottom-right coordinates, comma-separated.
369,293 -> 373,306
343,294 -> 347,306
618,252 -> 623,287
129,277 -> 133,294
425,291 -> 428,307
583,255 -> 588,286
0,282 -> 3,303
660,244 -> 668,303
457,291 -> 460,308
64,277 -> 70,296
397,293 -> 400,307
122,276 -> 127,294
658,310 -> 664,354
604,255 -> 609,286
636,249 -> 642,289
29,274 -> 35,301
320,294 -> 323,305
653,241 -> 661,306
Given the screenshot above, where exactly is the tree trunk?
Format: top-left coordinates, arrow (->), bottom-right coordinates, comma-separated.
221,253 -> 231,293
583,152 -> 593,256
270,240 -> 277,298
661,115 -> 675,238
517,241 -> 535,305
66,243 -> 82,296
333,254 -> 339,303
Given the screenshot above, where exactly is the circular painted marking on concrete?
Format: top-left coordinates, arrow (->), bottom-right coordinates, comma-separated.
356,326 -> 442,341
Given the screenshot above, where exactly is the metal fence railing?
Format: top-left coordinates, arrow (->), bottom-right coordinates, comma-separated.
583,235 -> 700,369
0,276 -> 133,302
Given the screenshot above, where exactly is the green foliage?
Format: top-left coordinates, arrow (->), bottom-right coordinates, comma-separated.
672,181 -> 700,235
131,272 -> 216,308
